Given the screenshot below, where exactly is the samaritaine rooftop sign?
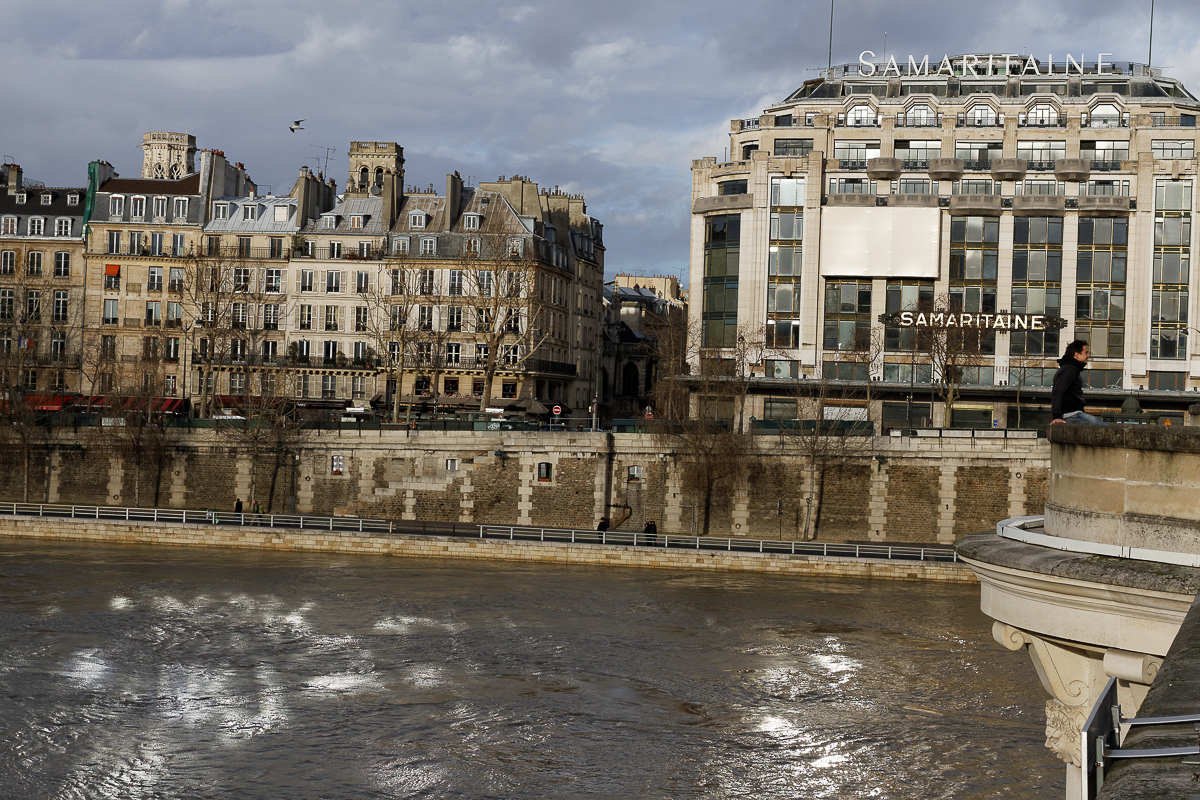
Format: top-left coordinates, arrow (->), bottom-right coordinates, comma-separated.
879,311 -> 1070,331
857,52 -> 1117,78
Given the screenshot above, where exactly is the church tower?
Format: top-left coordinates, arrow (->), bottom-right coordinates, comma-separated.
139,132 -> 197,179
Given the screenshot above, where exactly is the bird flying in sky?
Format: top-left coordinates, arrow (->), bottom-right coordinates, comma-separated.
289,119 -> 305,133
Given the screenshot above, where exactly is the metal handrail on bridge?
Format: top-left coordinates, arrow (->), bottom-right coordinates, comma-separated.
0,502 -> 959,563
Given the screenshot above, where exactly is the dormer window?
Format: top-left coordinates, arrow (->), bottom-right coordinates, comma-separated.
109,196 -> 124,216
28,218 -> 44,236
174,197 -> 188,219
349,215 -> 364,229
321,215 -> 337,229
153,196 -> 167,218
273,205 -> 289,223
40,193 -> 52,206
242,204 -> 257,221
463,214 -> 480,231
409,212 -> 426,229
15,192 -> 26,205
131,197 -> 146,218
212,202 -> 228,220
1,217 -> 15,235
66,194 -> 79,206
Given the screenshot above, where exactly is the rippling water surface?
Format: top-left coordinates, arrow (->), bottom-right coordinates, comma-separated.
0,539 -> 1060,799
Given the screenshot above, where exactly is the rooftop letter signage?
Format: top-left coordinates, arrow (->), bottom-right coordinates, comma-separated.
858,52 -> 1115,78
878,310 -> 1069,331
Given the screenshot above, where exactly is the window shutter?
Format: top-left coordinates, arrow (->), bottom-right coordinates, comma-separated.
319,270 -> 326,292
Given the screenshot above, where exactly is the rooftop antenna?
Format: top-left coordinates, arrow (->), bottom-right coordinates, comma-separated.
883,31 -> 887,62
827,0 -> 835,73
309,144 -> 336,176
1148,0 -> 1155,67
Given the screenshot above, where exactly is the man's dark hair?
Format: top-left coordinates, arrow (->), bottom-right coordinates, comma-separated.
1063,340 -> 1089,359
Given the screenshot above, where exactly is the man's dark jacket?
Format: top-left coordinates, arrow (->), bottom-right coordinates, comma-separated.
1051,355 -> 1086,420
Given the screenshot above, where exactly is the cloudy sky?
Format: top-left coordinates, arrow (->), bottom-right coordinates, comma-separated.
3,0 -> 1198,283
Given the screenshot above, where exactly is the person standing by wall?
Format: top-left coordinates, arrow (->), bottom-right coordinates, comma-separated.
1050,340 -> 1106,426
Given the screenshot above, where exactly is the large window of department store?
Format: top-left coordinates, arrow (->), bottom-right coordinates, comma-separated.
765,177 -> 804,352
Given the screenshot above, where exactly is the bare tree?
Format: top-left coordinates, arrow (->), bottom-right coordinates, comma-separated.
652,319 -> 760,537
0,248 -> 84,500
99,343 -> 173,507
924,293 -> 990,424
456,234 -> 552,412
787,377 -> 875,541
358,253 -> 423,422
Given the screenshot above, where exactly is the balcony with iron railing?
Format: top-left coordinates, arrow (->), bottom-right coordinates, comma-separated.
293,247 -> 386,261
1084,115 -> 1128,128
955,115 -> 1005,128
90,246 -> 191,258
1017,117 -> 1067,128
893,114 -> 944,128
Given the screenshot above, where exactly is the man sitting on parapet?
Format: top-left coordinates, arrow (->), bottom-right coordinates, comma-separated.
1050,340 -> 1106,426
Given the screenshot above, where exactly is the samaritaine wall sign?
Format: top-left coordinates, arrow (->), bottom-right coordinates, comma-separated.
878,311 -> 1069,331
857,52 -> 1116,78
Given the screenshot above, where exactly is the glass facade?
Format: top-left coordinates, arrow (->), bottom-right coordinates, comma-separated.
1074,217 -> 1127,359
1151,180 -> 1191,359
701,214 -> 740,348
765,178 -> 803,349
1010,217 -> 1062,358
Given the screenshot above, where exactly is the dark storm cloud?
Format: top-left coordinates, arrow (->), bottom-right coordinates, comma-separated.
1,0 -> 1197,281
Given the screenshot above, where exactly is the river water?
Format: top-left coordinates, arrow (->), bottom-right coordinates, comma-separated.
0,539 -> 1061,799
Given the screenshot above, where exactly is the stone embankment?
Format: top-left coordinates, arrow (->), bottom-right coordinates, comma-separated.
0,515 -> 975,583
0,427 -> 1049,545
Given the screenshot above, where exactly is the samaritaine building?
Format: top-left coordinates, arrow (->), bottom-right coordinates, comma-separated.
690,53 -> 1200,428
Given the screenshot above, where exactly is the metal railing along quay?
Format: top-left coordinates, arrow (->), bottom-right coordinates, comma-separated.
0,502 -> 960,564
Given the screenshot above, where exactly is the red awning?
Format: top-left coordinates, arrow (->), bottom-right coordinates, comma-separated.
104,264 -> 121,276
25,394 -> 70,411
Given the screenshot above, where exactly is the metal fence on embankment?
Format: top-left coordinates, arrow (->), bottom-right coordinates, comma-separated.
0,502 -> 959,563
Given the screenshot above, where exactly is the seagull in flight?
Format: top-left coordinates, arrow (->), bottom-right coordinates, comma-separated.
289,119 -> 305,133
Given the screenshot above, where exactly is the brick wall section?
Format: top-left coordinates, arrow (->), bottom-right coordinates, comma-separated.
886,465 -> 942,542
469,461 -> 521,524
0,516 -> 977,584
530,456 -> 597,530
179,448 -> 239,511
953,466 -> 1012,538
55,449 -> 104,504
1023,467 -> 1050,515
412,482 -> 465,520
0,429 -> 1051,545
817,463 -> 873,540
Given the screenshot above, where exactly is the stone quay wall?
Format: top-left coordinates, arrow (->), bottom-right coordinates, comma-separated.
0,428 -> 1049,545
0,516 -> 976,583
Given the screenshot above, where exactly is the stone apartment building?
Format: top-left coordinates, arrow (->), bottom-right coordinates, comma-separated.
284,141 -> 606,418
691,53 -> 1200,429
85,136 -> 255,404
47,134 -> 605,420
0,163 -> 88,404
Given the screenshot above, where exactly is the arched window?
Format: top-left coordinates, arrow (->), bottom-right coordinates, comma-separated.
374,167 -> 384,187
905,105 -> 936,126
966,105 -> 997,126
153,163 -> 165,178
847,105 -> 876,127
621,362 -> 641,397
1027,104 -> 1058,125
1090,103 -> 1122,128
169,164 -> 182,179
359,166 -> 369,188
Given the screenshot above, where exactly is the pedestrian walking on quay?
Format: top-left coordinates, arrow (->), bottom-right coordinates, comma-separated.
642,520 -> 658,546
235,498 -> 243,515
1051,340 -> 1107,427
597,516 -> 609,532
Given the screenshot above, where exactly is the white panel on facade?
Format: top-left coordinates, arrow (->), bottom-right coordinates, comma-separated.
819,207 -> 941,278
